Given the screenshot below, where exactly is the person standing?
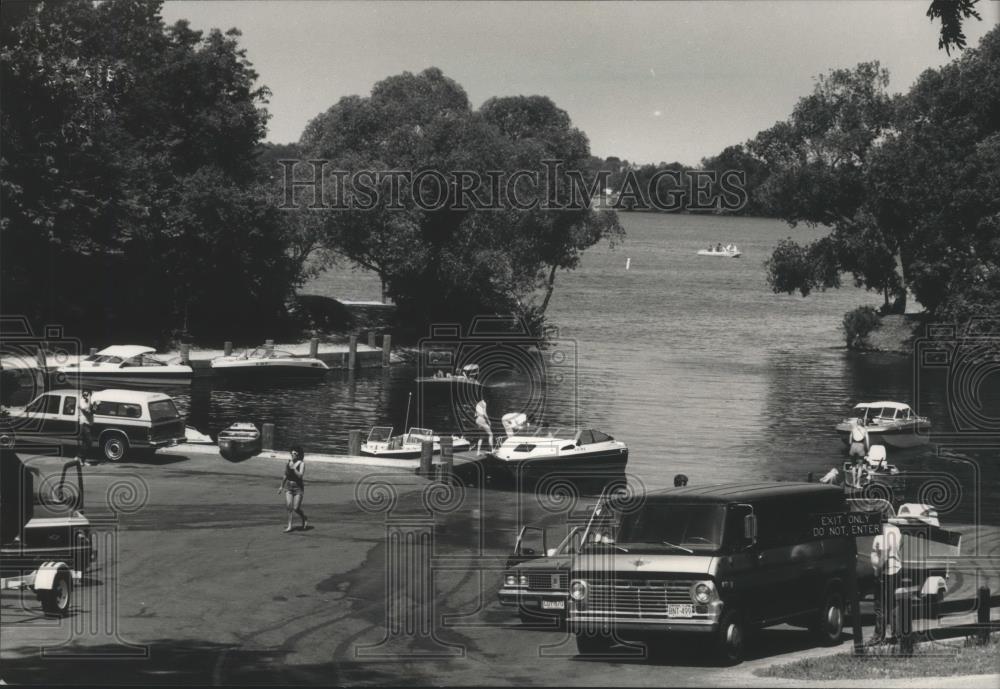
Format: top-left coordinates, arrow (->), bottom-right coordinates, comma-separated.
278,445 -> 308,533
77,390 -> 94,465
474,399 -> 493,449
869,519 -> 902,645
848,420 -> 869,460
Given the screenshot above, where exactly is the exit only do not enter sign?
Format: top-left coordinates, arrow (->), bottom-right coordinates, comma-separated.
808,511 -> 883,539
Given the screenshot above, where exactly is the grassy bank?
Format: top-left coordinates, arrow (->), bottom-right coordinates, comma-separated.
756,634 -> 1000,681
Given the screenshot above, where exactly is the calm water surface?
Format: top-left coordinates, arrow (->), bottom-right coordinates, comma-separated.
176,213 -> 999,524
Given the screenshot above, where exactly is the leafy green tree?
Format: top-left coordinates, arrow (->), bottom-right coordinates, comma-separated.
296,69 -> 622,333
927,0 -> 982,54
1,0 -> 294,342
749,62 -> 904,308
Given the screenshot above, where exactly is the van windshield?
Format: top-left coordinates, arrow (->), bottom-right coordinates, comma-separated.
612,503 -> 727,554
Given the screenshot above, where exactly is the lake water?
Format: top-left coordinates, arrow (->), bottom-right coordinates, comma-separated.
178,213 -> 1000,525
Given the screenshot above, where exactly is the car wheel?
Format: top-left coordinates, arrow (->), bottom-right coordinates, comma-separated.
811,589 -> 845,645
576,631 -> 614,655
102,434 -> 129,462
716,610 -> 746,665
38,570 -> 72,617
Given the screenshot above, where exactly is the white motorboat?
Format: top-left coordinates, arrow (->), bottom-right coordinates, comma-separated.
57,345 -> 193,386
415,363 -> 482,385
211,347 -> 329,380
360,426 -> 471,459
487,427 -> 628,480
835,401 -> 931,449
697,245 -> 741,258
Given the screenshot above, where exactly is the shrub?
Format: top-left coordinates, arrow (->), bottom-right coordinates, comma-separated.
843,306 -> 881,349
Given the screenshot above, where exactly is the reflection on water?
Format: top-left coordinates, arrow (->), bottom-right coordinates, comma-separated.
165,213 -> 999,524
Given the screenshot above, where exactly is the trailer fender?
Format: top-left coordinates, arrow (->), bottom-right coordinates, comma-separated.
32,562 -> 71,592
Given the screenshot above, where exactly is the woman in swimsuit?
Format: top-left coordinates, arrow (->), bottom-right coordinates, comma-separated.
474,399 -> 493,449
278,445 -> 308,533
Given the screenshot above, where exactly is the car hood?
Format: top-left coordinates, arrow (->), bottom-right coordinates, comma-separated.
514,556 -> 574,571
572,553 -> 717,577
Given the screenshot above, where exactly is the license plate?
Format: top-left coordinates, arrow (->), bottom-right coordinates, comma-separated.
541,600 -> 565,610
666,604 -> 693,618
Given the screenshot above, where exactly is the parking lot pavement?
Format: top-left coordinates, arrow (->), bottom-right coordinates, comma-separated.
2,449 -> 998,685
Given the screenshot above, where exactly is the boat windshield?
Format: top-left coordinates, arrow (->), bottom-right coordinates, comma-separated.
405,428 -> 434,441
91,355 -> 124,364
606,503 -> 727,554
367,427 -> 394,443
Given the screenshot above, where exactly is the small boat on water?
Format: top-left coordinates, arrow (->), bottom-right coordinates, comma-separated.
487,427 -> 628,481
57,345 -> 193,386
415,363 -> 482,386
697,244 -> 741,258
360,426 -> 471,459
841,445 -> 906,496
217,422 -> 261,461
835,401 -> 931,449
211,347 -> 329,380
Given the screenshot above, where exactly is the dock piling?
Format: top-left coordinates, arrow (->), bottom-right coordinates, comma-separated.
224,341 -> 233,357
261,423 -> 275,451
381,334 -> 392,367
179,343 -> 190,365
348,335 -> 357,370
309,338 -> 319,358
348,429 -> 362,456
367,332 -> 377,349
439,436 -> 454,482
420,440 -> 434,477
977,586 -> 990,644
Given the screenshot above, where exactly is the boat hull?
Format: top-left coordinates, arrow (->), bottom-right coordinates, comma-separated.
211,362 -> 329,380
361,438 -> 472,459
836,422 -> 931,449
57,369 -> 193,387
486,447 -> 629,483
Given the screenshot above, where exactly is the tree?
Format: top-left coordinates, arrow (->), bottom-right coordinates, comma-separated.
295,69 -> 623,334
750,62 -> 904,307
1,0 -> 295,342
927,0 -> 982,55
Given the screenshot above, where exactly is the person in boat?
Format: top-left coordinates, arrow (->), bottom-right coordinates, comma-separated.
278,445 -> 308,533
501,411 -> 528,438
848,419 -> 869,459
474,399 -> 493,448
715,242 -> 723,252
433,369 -> 445,379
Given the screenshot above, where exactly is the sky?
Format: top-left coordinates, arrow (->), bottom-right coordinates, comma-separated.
161,1 -> 998,166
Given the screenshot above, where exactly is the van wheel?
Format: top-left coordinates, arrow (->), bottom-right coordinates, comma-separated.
102,434 -> 129,462
716,610 -> 745,665
811,589 -> 845,645
38,570 -> 72,617
576,631 -> 614,654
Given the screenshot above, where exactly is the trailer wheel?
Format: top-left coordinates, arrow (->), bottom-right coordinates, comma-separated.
38,570 -> 72,617
101,433 -> 129,462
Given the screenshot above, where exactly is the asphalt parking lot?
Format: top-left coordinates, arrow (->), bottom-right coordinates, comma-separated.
2,449 -> 998,685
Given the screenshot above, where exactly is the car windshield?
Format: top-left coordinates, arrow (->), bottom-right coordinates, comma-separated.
148,399 -> 180,422
611,503 -> 727,554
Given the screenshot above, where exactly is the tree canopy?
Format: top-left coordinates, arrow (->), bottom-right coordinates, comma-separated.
1,0 -> 296,343
292,68 -> 623,333
753,25 -> 1000,323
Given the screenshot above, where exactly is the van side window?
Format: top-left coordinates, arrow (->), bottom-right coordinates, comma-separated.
94,401 -> 118,416
62,396 -> 77,415
121,403 -> 142,418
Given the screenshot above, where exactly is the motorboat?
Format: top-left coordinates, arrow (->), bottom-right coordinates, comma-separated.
217,422 -> 261,461
487,427 -> 628,481
360,426 -> 471,459
415,363 -> 482,385
835,401 -> 930,449
697,245 -> 741,258
210,346 -> 329,380
57,345 -> 193,386
840,445 -> 906,496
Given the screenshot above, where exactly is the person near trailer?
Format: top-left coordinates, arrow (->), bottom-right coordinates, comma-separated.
848,419 -> 869,459
278,445 -> 308,533
868,519 -> 903,645
77,390 -> 95,465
